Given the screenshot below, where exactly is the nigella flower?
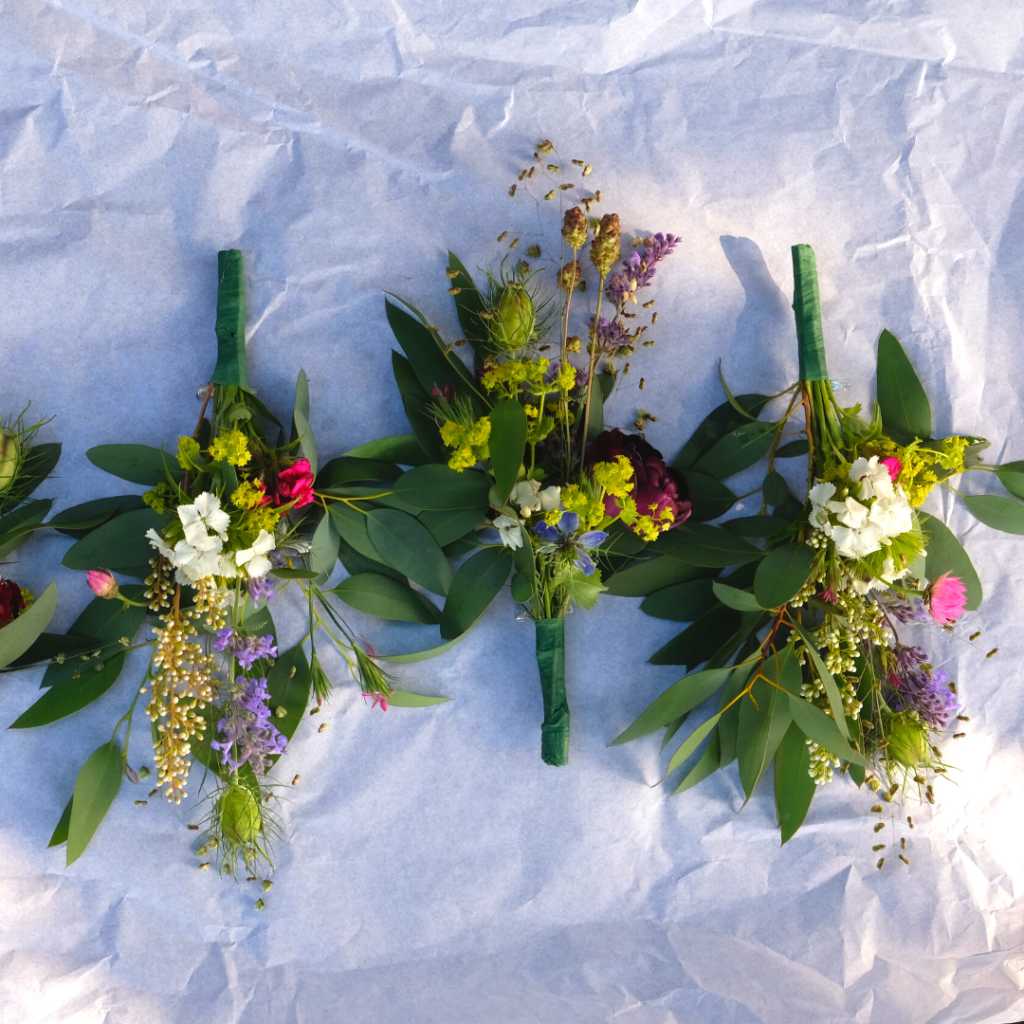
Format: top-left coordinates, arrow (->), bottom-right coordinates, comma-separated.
247,575 -> 277,607
210,674 -> 288,774
888,645 -> 960,728
532,512 -> 608,576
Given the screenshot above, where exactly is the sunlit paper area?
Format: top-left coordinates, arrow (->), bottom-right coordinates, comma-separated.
1,2 -> 1023,1022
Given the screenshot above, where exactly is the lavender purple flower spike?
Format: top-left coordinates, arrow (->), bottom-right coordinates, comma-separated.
889,645 -> 960,728
604,233 -> 680,306
211,675 -> 288,774
214,628 -> 278,670
247,575 -> 277,607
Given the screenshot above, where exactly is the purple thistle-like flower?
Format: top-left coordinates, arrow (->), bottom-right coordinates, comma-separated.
210,674 -> 288,774
247,575 -> 277,607
888,645 -> 960,728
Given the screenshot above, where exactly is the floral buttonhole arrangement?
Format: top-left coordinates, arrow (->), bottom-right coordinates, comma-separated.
0,406 -> 63,672
14,252 -> 446,902
612,244 -> 1020,852
327,142 -> 689,765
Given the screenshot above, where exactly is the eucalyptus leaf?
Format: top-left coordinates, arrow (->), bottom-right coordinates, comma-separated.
640,578 -> 716,621
723,516 -> 791,538
392,351 -> 447,464
61,509 -> 166,571
737,648 -> 796,798
789,621 -> 850,738
264,644 -> 311,746
654,522 -> 762,567
309,510 -> 341,583
328,503 -> 383,566
787,693 -> 869,768
316,457 -> 399,490
344,435 -> 427,466
337,536 -> 404,583
376,633 -> 467,664
488,399 -> 528,505
49,495 -> 147,536
0,582 -> 58,669
440,546 -> 514,639
963,494 -> 1024,536
448,252 -> 489,366
648,603 -> 742,667
753,543 -> 815,608
86,445 -> 184,486
12,651 -> 127,729
876,329 -> 932,440
419,507 -> 486,547
665,713 -> 723,777
333,573 -> 442,624
386,690 -> 453,707
673,395 -> 770,471
762,470 -> 792,509
48,796 -> 73,848
775,722 -> 818,843
290,368 -> 310,445
681,471 -> 737,522
712,582 -> 764,612
67,741 -> 123,865
392,464 -> 491,510
367,508 -> 453,596
693,420 -> 778,480
670,729 -> 722,794
775,439 -> 810,459
611,668 -> 731,745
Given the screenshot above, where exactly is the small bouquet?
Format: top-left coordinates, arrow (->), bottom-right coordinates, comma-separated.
16,252 -> 444,895
0,408 -> 60,670
614,245 -> 1020,846
346,145 -> 689,764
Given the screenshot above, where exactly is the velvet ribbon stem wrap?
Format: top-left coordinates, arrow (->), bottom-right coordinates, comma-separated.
535,617 -> 569,767
211,249 -> 247,388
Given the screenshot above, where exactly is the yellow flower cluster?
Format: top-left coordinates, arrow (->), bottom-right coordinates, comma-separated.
143,482 -> 176,515
874,436 -> 968,506
481,358 -> 551,395
592,456 -> 635,499
209,428 -> 252,467
441,417 -> 492,472
241,504 -> 281,534
176,436 -> 201,469
632,505 -> 676,543
232,479 -> 266,510
562,484 -> 605,531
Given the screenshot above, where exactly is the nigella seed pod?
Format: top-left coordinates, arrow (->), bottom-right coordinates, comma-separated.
0,429 -> 20,494
589,213 -> 621,277
561,206 -> 588,249
217,784 -> 262,847
886,713 -> 932,768
489,283 -> 535,351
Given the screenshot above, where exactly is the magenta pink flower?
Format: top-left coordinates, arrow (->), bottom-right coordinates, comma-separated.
86,569 -> 119,599
362,691 -> 388,711
881,457 -> 902,483
926,573 -> 967,625
265,458 -> 315,509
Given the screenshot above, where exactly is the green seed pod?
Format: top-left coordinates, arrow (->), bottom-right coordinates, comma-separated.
886,713 -> 932,768
0,429 -> 20,494
218,784 -> 262,846
489,282 -> 535,352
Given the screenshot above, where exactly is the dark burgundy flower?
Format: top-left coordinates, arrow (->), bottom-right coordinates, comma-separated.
0,577 -> 25,626
586,429 -> 691,531
264,458 -> 315,509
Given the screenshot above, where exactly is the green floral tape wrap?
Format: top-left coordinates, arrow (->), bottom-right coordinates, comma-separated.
211,249 -> 247,388
535,617 -> 569,767
791,244 -> 829,383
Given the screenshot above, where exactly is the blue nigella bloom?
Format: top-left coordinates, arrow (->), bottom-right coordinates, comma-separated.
532,512 -> 608,576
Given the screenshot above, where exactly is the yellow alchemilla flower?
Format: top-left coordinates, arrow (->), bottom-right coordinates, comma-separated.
592,456 -> 635,499
555,362 -> 577,392
20,588 -> 35,610
543,507 -> 564,527
524,404 -> 539,419
465,417 -> 491,447
143,483 -> 175,515
873,436 -> 969,507
177,436 -> 201,470
209,428 -> 252,467
440,421 -> 464,447
232,480 -> 265,511
243,505 -> 281,534
634,515 -> 663,543
562,484 -> 605,531
448,446 -> 477,472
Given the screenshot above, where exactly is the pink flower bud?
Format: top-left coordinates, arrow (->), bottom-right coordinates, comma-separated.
87,569 -> 119,599
881,457 -> 902,483
926,573 -> 967,625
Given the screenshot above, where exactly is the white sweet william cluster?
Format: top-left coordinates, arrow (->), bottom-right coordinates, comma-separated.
809,456 -> 915,590
146,491 -> 275,586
